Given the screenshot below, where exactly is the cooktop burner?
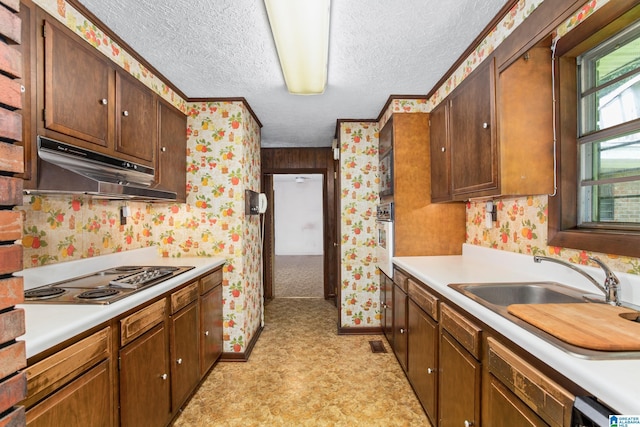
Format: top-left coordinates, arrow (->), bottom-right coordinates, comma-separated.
23,265 -> 194,305
78,288 -> 120,300
24,287 -> 67,300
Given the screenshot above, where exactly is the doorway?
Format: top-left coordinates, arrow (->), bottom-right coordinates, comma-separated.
261,147 -> 339,304
272,174 -> 324,298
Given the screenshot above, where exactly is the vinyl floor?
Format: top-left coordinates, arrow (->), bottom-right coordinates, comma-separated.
172,298 -> 431,426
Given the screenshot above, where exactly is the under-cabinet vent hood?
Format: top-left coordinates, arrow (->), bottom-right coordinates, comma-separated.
29,136 -> 177,201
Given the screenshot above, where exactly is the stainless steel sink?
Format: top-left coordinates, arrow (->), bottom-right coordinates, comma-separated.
448,281 -> 640,359
450,282 -> 586,307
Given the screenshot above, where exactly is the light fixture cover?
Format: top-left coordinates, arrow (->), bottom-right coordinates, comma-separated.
264,0 -> 330,95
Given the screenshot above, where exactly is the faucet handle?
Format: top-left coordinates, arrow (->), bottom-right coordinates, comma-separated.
588,257 -> 621,306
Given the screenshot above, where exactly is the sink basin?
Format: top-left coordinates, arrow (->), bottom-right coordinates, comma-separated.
449,282 -> 586,307
448,281 -> 640,359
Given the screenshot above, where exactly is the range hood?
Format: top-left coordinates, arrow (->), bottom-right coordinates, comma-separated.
28,136 -> 177,201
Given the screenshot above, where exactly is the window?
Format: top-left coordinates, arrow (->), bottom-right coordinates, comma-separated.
577,20 -> 640,228
549,2 -> 640,258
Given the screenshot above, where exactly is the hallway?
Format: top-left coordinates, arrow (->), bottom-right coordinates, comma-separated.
173,298 -> 430,426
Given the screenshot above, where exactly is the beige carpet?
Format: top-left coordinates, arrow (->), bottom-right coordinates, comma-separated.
274,255 -> 324,298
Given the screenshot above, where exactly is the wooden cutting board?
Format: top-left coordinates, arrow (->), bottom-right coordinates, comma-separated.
507,303 -> 640,351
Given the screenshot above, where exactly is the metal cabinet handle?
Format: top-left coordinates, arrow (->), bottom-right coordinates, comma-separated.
100,98 -> 108,105
482,122 -> 489,129
122,110 -> 129,117
400,328 -> 405,334
161,146 -> 167,152
176,358 -> 183,365
161,373 -> 168,380
204,330 -> 209,336
441,147 -> 445,152
464,420 -> 474,427
427,368 -> 434,374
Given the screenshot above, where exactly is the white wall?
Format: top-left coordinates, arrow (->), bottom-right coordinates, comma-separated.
274,174 -> 323,255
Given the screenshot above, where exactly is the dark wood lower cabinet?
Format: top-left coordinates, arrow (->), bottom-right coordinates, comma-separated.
487,375 -> 547,427
170,301 -> 200,411
392,282 -> 408,371
26,360 -> 111,427
200,283 -> 223,375
407,299 -> 438,424
380,272 -> 394,347
119,324 -> 171,427
438,330 -> 481,427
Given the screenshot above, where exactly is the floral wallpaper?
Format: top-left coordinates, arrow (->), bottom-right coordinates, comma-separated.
466,196 -> 640,274
339,121 -> 380,328
22,0 -> 263,354
184,101 -> 263,353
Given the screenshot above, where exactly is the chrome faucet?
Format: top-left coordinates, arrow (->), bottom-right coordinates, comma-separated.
533,255 -> 621,306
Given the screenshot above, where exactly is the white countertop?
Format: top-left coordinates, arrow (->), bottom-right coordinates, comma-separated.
393,244 -> 640,415
16,247 -> 225,359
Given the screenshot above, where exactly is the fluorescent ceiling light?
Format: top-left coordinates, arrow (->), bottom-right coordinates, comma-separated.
264,0 -> 330,95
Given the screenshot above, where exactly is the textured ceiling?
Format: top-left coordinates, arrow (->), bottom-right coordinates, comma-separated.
76,0 -> 509,148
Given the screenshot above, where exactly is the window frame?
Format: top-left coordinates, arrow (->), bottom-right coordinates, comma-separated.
549,1 -> 640,258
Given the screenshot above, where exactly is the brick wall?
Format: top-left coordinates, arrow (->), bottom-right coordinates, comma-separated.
0,0 -> 27,425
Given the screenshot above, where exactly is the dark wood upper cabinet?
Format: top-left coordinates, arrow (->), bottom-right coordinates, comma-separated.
429,101 -> 452,203
43,18 -> 113,149
157,99 -> 187,201
37,11 -> 160,171
116,71 -> 157,164
449,57 -> 498,199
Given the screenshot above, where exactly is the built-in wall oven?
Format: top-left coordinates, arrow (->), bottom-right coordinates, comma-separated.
375,202 -> 394,277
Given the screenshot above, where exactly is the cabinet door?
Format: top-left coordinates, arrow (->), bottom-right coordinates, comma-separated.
429,100 -> 451,202
393,283 -> 408,371
380,272 -> 393,346
439,331 -> 481,427
487,376 -> 548,427
43,19 -> 113,149
116,72 -> 156,166
449,57 -> 497,198
26,360 -> 111,427
407,300 -> 438,424
158,100 -> 187,202
119,324 -> 170,427
170,302 -> 200,410
200,284 -> 223,376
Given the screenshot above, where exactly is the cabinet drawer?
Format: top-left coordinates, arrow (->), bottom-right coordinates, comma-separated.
171,282 -> 198,313
440,303 -> 482,359
393,268 -> 408,292
24,327 -> 110,408
487,337 -> 574,427
199,268 -> 223,295
120,299 -> 166,346
407,279 -> 438,321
